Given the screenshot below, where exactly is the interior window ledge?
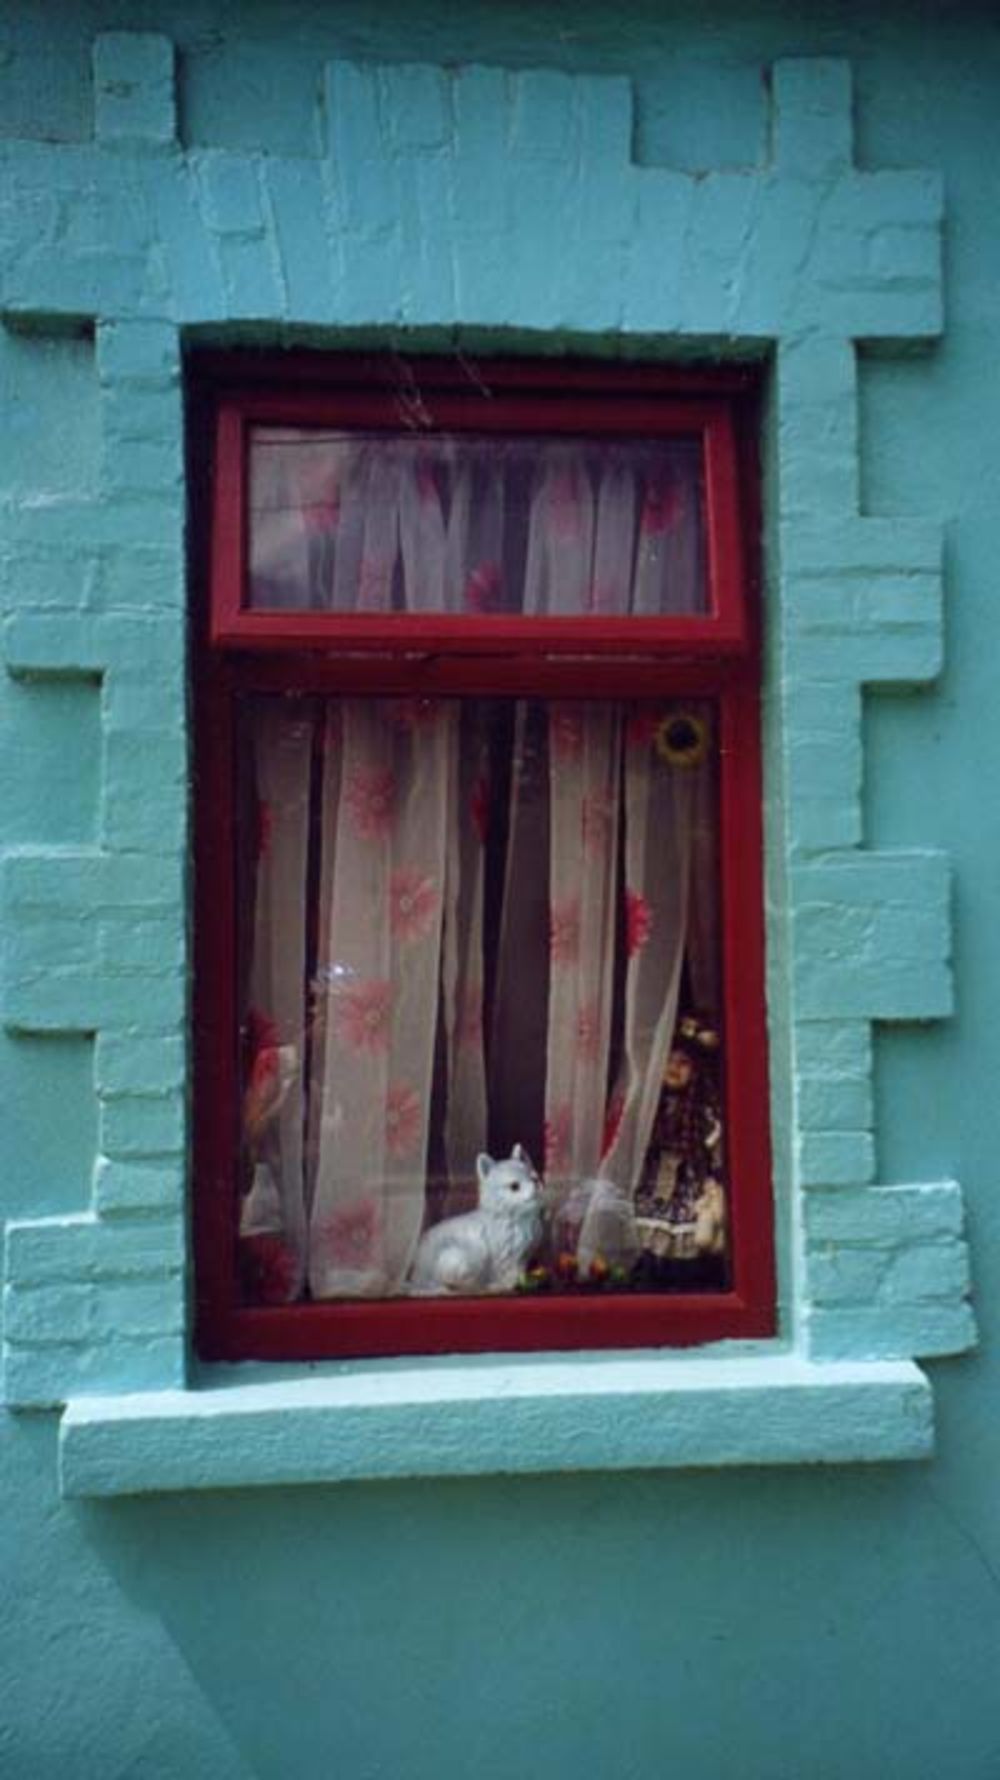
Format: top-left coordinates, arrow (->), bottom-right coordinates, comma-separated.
58,1352 -> 933,1496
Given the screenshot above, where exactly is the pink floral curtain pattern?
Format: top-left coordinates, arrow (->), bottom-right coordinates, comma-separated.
239,703 -> 313,1297
598,716 -> 704,1191
248,431 -> 705,618
542,703 -> 622,1191
440,707 -> 490,1196
241,435 -> 716,1300
308,699 -> 454,1296
495,449 -> 713,1212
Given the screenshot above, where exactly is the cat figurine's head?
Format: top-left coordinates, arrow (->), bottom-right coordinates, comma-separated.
475,1144 -> 542,1220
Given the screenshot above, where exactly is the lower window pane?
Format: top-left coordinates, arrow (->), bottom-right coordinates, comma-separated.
236,695 -> 727,1306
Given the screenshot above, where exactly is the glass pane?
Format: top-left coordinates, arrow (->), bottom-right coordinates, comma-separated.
235,695 -> 728,1308
247,430 -> 707,617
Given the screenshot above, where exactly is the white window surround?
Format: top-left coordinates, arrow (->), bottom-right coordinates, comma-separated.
59,1355 -> 932,1497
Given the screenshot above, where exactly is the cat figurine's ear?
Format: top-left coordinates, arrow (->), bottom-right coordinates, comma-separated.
512,1143 -> 534,1173
476,1152 -> 495,1188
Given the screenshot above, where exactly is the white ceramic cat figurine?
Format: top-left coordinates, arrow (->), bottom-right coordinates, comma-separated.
409,1145 -> 543,1293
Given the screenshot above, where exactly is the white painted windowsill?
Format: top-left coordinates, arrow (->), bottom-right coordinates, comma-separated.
58,1350 -> 933,1496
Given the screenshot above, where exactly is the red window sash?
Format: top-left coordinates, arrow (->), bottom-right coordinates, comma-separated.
210,389 -> 746,653
193,357 -> 774,1362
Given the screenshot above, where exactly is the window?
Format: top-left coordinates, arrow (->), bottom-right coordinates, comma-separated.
193,355 -> 773,1361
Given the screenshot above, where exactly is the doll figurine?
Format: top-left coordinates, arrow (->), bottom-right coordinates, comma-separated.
635,1015 -> 726,1260
409,1145 -> 543,1293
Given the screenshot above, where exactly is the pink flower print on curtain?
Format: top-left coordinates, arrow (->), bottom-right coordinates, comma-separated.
389,869 -> 439,944
399,440 -> 447,613
333,977 -> 393,1054
544,1104 -> 573,1175
543,704 -> 621,1196
444,442 -> 505,617
344,765 -> 396,840
633,453 -> 703,617
575,1000 -> 602,1065
242,703 -> 313,1301
385,1082 -> 423,1160
550,897 -> 581,967
441,711 -> 490,1197
522,453 -> 595,616
457,982 -> 484,1049
313,1196 -> 382,1274
589,454 -> 637,616
601,727 -> 701,1193
625,888 -> 653,958
309,620 -> 454,1293
250,429 -> 704,620
550,706 -> 584,761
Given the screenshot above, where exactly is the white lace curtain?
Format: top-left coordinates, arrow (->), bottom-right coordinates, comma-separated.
243,437 -> 716,1299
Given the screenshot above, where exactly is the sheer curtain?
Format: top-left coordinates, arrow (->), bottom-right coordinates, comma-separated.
242,435 -> 711,1299
491,448 -> 710,1223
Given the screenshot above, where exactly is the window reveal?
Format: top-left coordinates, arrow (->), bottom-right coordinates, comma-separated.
194,357 -> 773,1359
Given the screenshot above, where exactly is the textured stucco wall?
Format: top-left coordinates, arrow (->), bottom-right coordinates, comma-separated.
0,29 -> 973,1420
1,4 -> 998,1776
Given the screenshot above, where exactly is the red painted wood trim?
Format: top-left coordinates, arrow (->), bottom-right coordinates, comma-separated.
208,382 -> 747,653
213,613 -> 748,655
190,349 -> 761,398
199,1291 -> 774,1364
210,655 -> 740,701
192,354 -> 774,1362
218,390 -> 729,432
210,404 -> 247,645
192,652 -> 241,1352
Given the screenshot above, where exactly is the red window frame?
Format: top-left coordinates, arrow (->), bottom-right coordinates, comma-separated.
192,353 -> 774,1362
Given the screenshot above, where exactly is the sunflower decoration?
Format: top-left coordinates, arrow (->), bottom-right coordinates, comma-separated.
654,704 -> 708,768
655,709 -> 709,770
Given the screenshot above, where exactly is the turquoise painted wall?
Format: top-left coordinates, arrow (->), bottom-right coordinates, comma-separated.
2,3 -> 999,1774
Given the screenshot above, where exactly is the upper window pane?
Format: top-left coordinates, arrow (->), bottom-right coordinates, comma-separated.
247,430 -> 707,617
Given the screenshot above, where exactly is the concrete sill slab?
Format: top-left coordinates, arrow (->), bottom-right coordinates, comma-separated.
58,1352 -> 933,1496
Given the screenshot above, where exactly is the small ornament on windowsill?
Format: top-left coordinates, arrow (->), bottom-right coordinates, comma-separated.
549,1176 -> 641,1279
409,1144 -> 544,1293
516,1254 -> 633,1293
237,1010 -> 301,1304
242,1009 -> 299,1154
634,1014 -> 728,1277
